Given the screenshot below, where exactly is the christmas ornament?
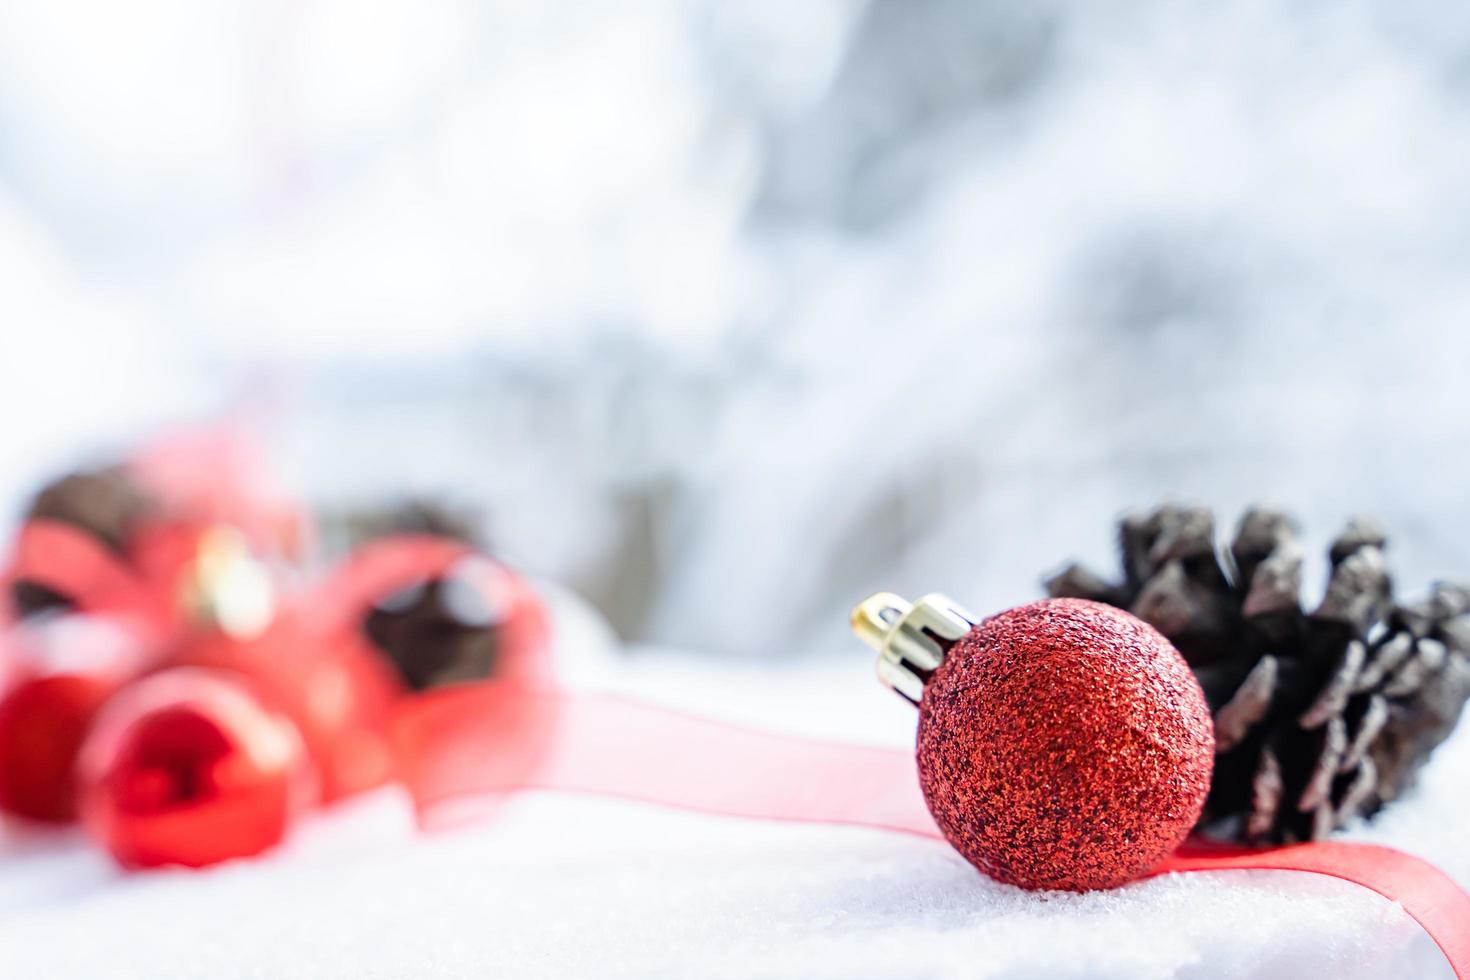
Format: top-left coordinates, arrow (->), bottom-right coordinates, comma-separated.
851,593 -> 1214,890
0,673 -> 118,822
0,428 -> 298,831
0,523 -> 280,829
167,613 -> 399,806
78,667 -> 310,869
1046,504 -> 1470,843
0,616 -> 151,822
127,524 -> 399,808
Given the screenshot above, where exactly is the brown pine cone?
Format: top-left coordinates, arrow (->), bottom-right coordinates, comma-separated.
1046,505 -> 1470,843
325,498 -> 485,553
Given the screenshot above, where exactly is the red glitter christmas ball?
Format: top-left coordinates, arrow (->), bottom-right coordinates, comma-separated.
78,668 -> 310,869
917,598 -> 1214,891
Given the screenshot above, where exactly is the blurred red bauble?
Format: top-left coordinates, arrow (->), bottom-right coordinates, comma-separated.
0,673 -> 119,822
78,667 -> 310,869
171,614 -> 400,804
855,594 -> 1214,891
0,616 -> 152,823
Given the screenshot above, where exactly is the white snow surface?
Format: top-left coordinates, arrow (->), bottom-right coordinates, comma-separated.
0,595 -> 1464,980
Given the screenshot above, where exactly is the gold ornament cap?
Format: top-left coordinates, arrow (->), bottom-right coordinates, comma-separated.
851,591 -> 975,706
180,525 -> 277,639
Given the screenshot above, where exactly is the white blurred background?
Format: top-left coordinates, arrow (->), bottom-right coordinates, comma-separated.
1,0 -> 1468,657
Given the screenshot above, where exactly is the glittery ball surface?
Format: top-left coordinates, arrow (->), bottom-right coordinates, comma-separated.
917,597 -> 1214,891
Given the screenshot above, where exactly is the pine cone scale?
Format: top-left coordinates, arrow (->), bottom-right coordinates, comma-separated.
1298,640 -> 1364,730
1213,656 -> 1276,752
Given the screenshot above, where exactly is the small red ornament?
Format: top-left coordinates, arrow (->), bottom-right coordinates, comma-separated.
0,617 -> 151,823
0,673 -> 117,822
78,667 -> 310,869
168,614 -> 400,805
853,593 -> 1214,891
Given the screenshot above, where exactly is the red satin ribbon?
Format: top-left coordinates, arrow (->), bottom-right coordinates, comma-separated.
7,521 -> 151,618
398,684 -> 1470,979
1162,839 -> 1470,976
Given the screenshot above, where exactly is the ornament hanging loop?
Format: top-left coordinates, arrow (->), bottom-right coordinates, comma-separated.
851,592 -> 975,706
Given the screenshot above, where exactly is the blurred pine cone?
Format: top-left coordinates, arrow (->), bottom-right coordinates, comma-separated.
27,466 -> 152,553
1046,505 -> 1470,843
327,498 -> 485,553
